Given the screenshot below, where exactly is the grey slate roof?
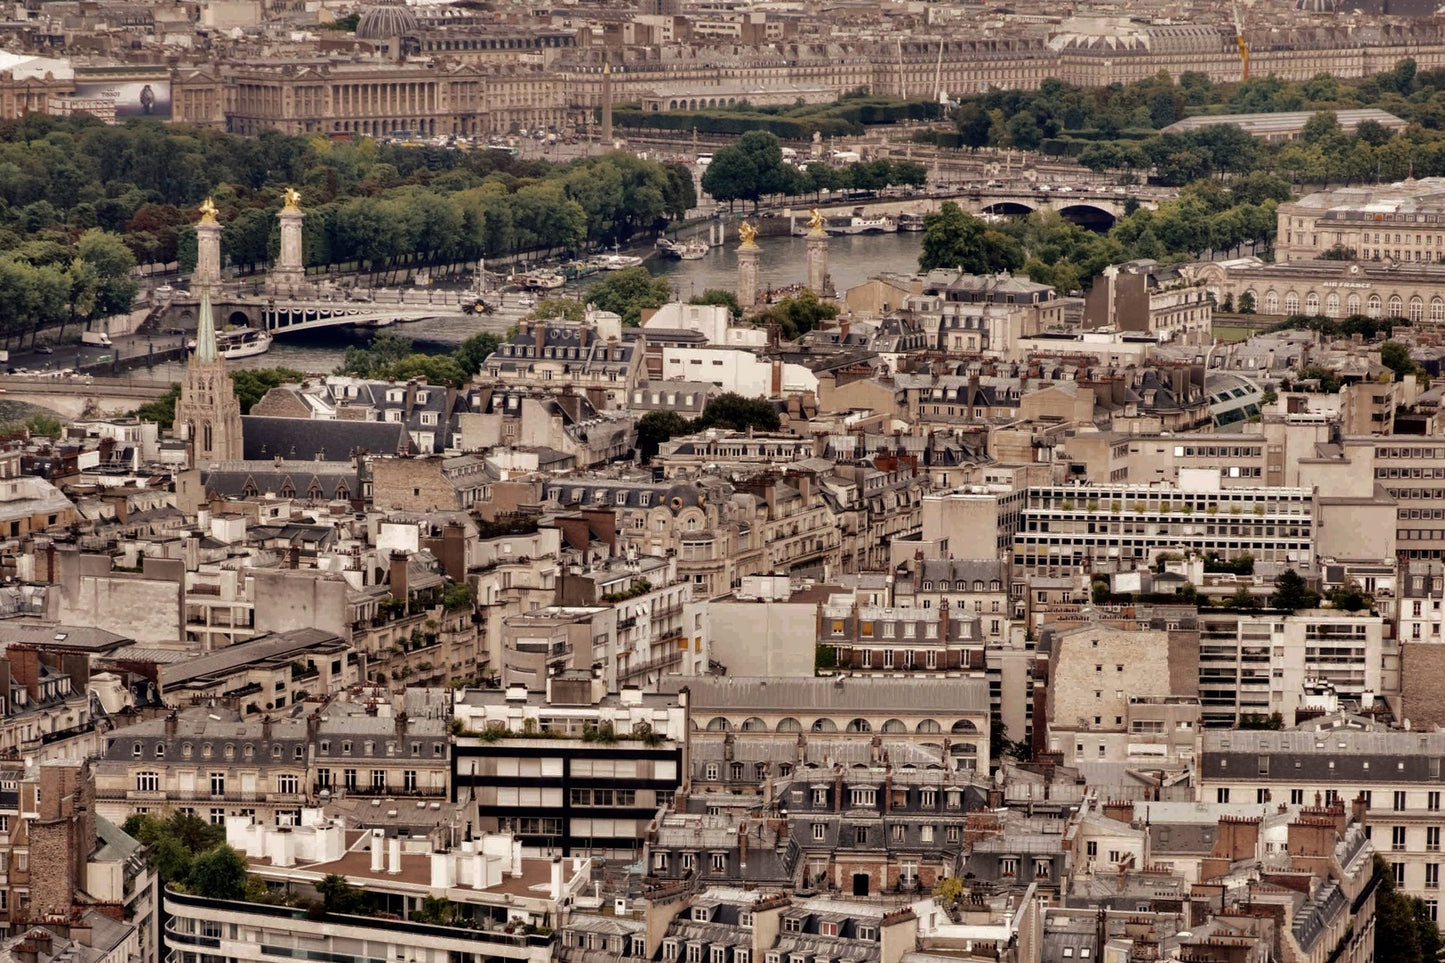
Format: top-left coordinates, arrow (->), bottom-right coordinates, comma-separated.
243,415 -> 411,460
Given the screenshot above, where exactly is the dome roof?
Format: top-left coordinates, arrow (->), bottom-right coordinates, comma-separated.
356,0 -> 418,40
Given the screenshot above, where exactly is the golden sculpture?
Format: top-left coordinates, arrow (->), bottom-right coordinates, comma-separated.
282,187 -> 302,212
738,220 -> 758,248
198,197 -> 219,225
808,208 -> 826,234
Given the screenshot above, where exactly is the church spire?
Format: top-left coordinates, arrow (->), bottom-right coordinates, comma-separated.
196,284 -> 219,363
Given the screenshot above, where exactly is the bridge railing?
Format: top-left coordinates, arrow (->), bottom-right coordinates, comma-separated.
0,373 -> 174,390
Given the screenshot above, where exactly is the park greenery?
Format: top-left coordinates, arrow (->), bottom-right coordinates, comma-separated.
616,90 -> 944,139
701,130 -> 927,209
0,114 -> 696,334
931,59 -> 1445,187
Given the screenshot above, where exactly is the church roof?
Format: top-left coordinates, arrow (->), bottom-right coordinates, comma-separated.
241,416 -> 411,461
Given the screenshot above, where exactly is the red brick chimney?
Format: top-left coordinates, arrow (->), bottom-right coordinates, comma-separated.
389,551 -> 409,600
8,645 -> 39,699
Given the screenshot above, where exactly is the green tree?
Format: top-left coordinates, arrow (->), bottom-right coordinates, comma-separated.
919,201 -> 988,273
586,266 -> 672,326
186,846 -> 249,901
636,410 -> 693,463
229,367 -> 304,414
133,383 -> 182,429
1270,568 -> 1320,611
123,810 -> 226,888
690,288 -> 742,318
316,873 -> 371,915
754,289 -> 839,340
1376,853 -> 1439,963
696,393 -> 780,432
1380,341 -> 1423,382
528,297 -> 585,322
1300,110 -> 1342,145
75,228 -> 137,318
454,332 -> 502,375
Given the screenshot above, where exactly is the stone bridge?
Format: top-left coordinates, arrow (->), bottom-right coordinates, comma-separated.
962,190 -> 1155,229
162,294 -> 471,336
0,374 -> 174,420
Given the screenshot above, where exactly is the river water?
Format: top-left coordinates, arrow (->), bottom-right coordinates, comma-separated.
133,232 -> 924,380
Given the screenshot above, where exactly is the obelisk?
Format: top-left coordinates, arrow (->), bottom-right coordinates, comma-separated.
194,197 -> 221,286
736,221 -> 760,310
270,187 -> 306,296
601,60 -> 614,147
805,208 -> 828,294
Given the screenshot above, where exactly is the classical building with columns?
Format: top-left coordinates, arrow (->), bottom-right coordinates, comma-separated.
1193,256 -> 1445,325
16,19 -> 1445,134
192,60 -> 570,137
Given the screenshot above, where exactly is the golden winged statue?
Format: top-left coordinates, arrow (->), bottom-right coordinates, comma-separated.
282,187 -> 302,212
808,208 -> 826,234
738,220 -> 758,248
198,197 -> 219,225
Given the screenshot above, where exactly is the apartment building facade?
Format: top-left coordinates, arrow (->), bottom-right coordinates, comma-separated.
1196,611 -> 1389,728
1200,722 -> 1445,927
1011,483 -> 1316,578
451,680 -> 689,857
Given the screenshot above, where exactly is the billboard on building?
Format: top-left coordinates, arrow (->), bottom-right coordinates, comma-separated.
71,78 -> 171,120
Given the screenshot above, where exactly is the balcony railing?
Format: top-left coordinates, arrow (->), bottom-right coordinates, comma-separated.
164,888 -> 555,949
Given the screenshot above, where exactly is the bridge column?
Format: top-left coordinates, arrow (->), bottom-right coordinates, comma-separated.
270,193 -> 307,297
737,228 -> 761,310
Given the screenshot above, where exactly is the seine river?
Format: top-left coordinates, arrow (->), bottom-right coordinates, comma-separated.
133,231 -> 923,379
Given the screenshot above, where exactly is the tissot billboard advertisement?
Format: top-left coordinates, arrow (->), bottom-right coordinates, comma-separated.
72,78 -> 171,119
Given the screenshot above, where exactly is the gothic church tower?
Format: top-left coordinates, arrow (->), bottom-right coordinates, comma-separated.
175,286 -> 244,466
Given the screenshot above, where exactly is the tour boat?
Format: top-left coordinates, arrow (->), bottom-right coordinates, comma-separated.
825,214 -> 897,235
656,238 -> 685,259
216,327 -> 273,359
597,254 -> 644,270
897,212 -> 927,232
677,239 -> 709,260
517,271 -> 566,290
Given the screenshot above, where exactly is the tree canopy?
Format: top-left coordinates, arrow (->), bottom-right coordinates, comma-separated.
586,266 -> 673,326
122,810 -> 247,900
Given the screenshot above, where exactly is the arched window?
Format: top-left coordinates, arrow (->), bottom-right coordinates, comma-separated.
1411,297 -> 1425,323
1368,294 -> 1383,318
811,718 -> 838,732
1325,293 -> 1340,317
916,719 -> 942,733
740,717 -> 767,732
1284,292 -> 1300,314
1390,295 -> 1404,318
881,719 -> 907,733
951,719 -> 979,733
1305,292 -> 1320,314
704,717 -> 731,731
1264,291 -> 1279,314
776,717 -> 803,732
1432,298 -> 1444,323
1348,294 -> 1361,315
845,718 -> 872,733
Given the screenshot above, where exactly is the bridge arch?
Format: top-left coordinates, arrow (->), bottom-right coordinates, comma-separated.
1056,203 -> 1117,231
226,310 -> 252,328
980,199 -> 1037,218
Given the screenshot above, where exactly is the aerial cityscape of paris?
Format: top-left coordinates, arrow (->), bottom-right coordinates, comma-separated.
6,0 -> 1445,960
